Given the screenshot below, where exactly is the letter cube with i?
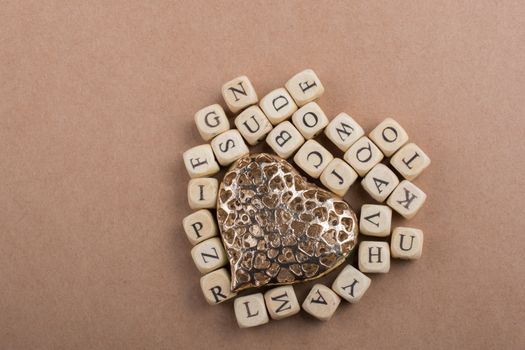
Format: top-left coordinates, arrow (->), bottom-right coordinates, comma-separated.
360,204 -> 392,237
200,268 -> 236,305
190,237 -> 228,274
187,178 -> 218,209
358,241 -> 390,273
302,284 -> 341,321
285,69 -> 325,106
234,105 -> 273,145
390,143 -> 431,181
293,140 -> 334,178
260,88 -> 298,125
291,101 -> 329,139
183,144 -> 220,178
182,209 -> 217,245
210,129 -> 249,166
368,118 -> 409,157
325,113 -> 365,151
391,227 -> 424,260
234,293 -> 269,328
194,104 -> 230,141
361,163 -> 400,202
332,264 -> 371,303
320,158 -> 359,197
387,180 -> 427,219
264,286 -> 300,320
344,136 -> 384,176
266,121 -> 305,159
221,75 -> 258,113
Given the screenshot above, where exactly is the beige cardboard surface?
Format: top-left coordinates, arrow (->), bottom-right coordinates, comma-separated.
1,1 -> 524,349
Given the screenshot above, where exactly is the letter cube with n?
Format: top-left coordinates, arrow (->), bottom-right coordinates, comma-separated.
200,268 -> 236,305
264,286 -> 300,320
387,180 -> 427,219
285,69 -> 325,106
194,104 -> 230,141
332,265 -> 371,303
221,75 -> 258,113
234,293 -> 269,328
266,121 -> 305,159
358,241 -> 390,273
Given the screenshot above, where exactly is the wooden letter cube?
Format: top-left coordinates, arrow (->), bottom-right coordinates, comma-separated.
260,88 -> 298,125
386,180 -> 427,219
390,143 -> 431,181
187,177 -> 218,209
291,101 -> 329,139
360,204 -> 392,237
234,105 -> 273,145
391,227 -> 424,260
182,209 -> 217,245
234,293 -> 269,328
210,129 -> 249,166
320,158 -> 358,197
361,163 -> 400,202
293,139 -> 334,178
285,69 -> 325,106
264,285 -> 300,320
266,121 -> 305,159
200,268 -> 236,305
358,241 -> 390,273
302,284 -> 341,321
194,104 -> 230,141
369,118 -> 409,156
183,144 -> 220,178
332,264 -> 371,303
344,136 -> 384,176
190,237 -> 227,274
221,75 -> 258,113
324,113 -> 365,151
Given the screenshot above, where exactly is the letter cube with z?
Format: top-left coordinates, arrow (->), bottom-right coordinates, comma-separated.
190,237 -> 228,274
194,104 -> 230,141
285,69 -> 325,106
222,75 -> 258,113
183,144 -> 220,178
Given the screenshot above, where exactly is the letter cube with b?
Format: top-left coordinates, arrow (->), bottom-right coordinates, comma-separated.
200,268 -> 236,305
291,101 -> 329,139
285,69 -> 325,106
234,293 -> 269,328
358,241 -> 390,273
293,140 -> 334,178
234,106 -> 273,145
391,227 -> 424,260
266,121 -> 305,159
264,286 -> 300,320
221,75 -> 258,113
194,104 -> 230,141
183,144 -> 220,178
260,88 -> 298,125
387,180 -> 427,219
210,129 -> 249,166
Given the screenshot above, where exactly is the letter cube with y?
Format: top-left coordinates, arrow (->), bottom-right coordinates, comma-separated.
264,286 -> 300,320
182,209 -> 217,245
194,104 -> 230,141
387,180 -> 427,219
285,69 -> 325,106
320,158 -> 358,197
200,268 -> 236,305
234,293 -> 269,328
390,143 -> 431,181
291,102 -> 328,139
302,284 -> 341,321
190,237 -> 227,274
260,88 -> 298,125
325,113 -> 365,151
293,140 -> 334,178
234,106 -> 273,145
391,227 -> 424,260
369,118 -> 409,156
210,129 -> 249,166
266,121 -> 305,159
344,136 -> 384,176
358,241 -> 390,273
360,204 -> 392,237
221,75 -> 258,113
361,163 -> 400,202
332,265 -> 371,303
183,144 -> 220,178
187,178 -> 218,209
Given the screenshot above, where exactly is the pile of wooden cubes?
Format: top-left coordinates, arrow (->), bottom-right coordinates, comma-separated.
182,69 -> 430,328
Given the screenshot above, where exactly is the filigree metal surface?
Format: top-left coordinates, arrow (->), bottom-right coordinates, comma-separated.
217,153 -> 358,292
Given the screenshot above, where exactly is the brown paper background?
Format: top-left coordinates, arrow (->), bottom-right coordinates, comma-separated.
1,1 -> 524,349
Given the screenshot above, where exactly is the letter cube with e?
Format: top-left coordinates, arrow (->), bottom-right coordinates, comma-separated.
234,105 -> 273,145
387,180 -> 427,219
360,204 -> 392,237
302,284 -> 341,321
187,178 -> 218,209
194,104 -> 230,141
200,268 -> 236,305
332,264 -> 371,303
264,286 -> 300,320
260,88 -> 298,125
221,75 -> 258,113
190,237 -> 228,274
344,136 -> 384,176
182,209 -> 217,245
210,129 -> 249,166
361,163 -> 400,202
391,227 -> 424,260
390,143 -> 431,181
325,113 -> 365,151
293,140 -> 334,178
266,121 -> 305,159
369,118 -> 409,157
291,102 -> 329,139
285,69 -> 325,106
320,158 -> 358,197
234,293 -> 269,328
183,144 -> 220,178
358,241 -> 390,273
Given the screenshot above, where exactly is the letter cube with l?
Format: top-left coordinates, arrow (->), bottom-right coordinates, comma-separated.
369,118 -> 409,157
390,143 -> 431,181
266,121 -> 305,159
291,101 -> 328,139
183,144 -> 220,178
325,113 -> 365,151
285,69 -> 325,106
391,227 -> 424,259
302,284 -> 341,321
344,136 -> 384,176
200,268 -> 236,305
360,204 -> 392,237
190,237 -> 227,274
332,264 -> 371,303
194,104 -> 230,141
221,75 -> 258,113
260,88 -> 298,125
234,105 -> 273,145
358,241 -> 390,273
293,140 -> 334,178
264,286 -> 300,320
387,180 -> 427,219
182,209 -> 217,245
187,178 -> 218,209
210,129 -> 249,166
361,163 -> 400,202
320,158 -> 358,197
234,293 -> 269,328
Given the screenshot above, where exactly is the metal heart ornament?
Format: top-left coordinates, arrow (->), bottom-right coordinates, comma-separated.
216,153 -> 358,292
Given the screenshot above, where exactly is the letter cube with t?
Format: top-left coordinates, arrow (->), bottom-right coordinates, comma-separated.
285,69 -> 325,106
221,75 -> 258,113
183,144 -> 220,178
344,136 -> 384,176
390,143 -> 431,181
291,101 -> 329,139
358,241 -> 390,273
293,140 -> 334,178
200,268 -> 236,305
210,129 -> 249,166
391,227 -> 424,260
234,105 -> 273,145
320,158 -> 359,197
332,264 -> 371,303
260,88 -> 298,125
302,284 -> 341,321
234,293 -> 269,328
194,104 -> 230,141
264,286 -> 300,320
387,180 -> 427,219
369,118 -> 409,156
266,121 -> 305,159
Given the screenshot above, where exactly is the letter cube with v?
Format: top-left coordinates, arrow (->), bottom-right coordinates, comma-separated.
221,75 -> 258,113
